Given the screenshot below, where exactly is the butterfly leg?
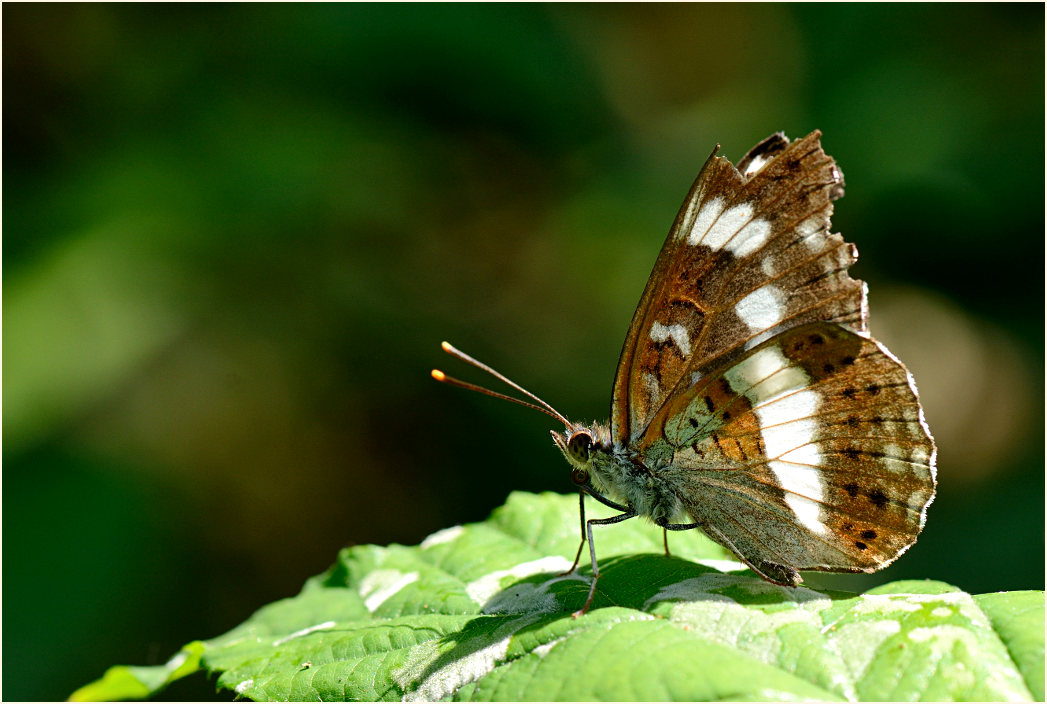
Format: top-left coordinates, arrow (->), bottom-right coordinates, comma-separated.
563,487 -> 630,577
561,490 -> 587,576
658,519 -> 702,531
574,509 -> 637,618
656,517 -> 700,558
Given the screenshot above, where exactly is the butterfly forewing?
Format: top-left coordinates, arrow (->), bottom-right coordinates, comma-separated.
650,322 -> 936,580
611,131 -> 865,445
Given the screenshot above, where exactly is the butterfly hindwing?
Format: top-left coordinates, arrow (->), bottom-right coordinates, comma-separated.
611,131 -> 864,446
649,322 -> 936,577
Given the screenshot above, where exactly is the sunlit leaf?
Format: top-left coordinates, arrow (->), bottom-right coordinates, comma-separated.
72,492 -> 1045,701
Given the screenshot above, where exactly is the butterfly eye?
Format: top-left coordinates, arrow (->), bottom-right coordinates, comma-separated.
567,431 -> 592,461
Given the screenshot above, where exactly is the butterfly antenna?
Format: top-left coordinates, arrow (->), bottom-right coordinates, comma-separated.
432,341 -> 571,427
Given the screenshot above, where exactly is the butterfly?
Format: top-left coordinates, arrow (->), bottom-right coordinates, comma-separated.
433,130 -> 937,616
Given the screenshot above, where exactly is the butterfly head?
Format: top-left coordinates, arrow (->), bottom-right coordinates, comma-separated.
551,423 -> 613,486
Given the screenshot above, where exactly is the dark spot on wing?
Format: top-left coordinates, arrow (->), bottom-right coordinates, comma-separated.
842,387 -> 857,399
861,529 -> 877,540
854,541 -> 868,551
846,415 -> 860,427
866,383 -> 881,395
867,488 -> 889,509
722,410 -> 731,421
809,334 -> 824,345
734,437 -> 748,461
841,355 -> 856,366
712,433 -> 725,453
843,483 -> 860,498
704,396 -> 715,413
842,447 -> 860,460
823,363 -> 835,374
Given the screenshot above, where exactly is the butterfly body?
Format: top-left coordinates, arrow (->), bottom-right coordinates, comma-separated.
555,424 -> 685,528
437,130 -> 936,613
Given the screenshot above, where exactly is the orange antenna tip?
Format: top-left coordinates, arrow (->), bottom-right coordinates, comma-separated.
431,339 -> 571,426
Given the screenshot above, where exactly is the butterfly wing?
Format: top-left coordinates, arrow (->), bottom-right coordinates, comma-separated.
648,322 -> 936,583
611,131 -> 863,446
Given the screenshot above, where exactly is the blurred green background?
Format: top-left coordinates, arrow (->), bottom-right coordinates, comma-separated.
4,4 -> 1043,700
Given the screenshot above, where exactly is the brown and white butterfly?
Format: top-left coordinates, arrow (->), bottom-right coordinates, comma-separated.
434,130 -> 936,616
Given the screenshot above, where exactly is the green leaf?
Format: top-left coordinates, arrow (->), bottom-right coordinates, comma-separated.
69,641 -> 204,702
974,591 -> 1046,701
73,491 -> 1045,701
